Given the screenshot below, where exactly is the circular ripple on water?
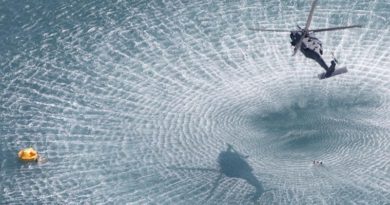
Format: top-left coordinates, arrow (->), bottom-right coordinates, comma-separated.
1,0 -> 390,204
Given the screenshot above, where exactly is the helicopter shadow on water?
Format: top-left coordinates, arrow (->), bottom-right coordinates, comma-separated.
168,144 -> 272,203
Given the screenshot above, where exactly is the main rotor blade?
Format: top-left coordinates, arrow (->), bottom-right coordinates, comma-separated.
294,0 -> 317,56
305,0 -> 318,30
248,28 -> 291,32
309,25 -> 363,32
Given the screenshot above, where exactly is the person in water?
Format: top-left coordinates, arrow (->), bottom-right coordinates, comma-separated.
313,160 -> 323,165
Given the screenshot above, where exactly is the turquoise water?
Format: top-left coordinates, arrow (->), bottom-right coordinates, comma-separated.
1,0 -> 390,204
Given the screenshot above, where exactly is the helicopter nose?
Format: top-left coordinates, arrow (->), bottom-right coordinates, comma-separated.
290,33 -> 296,40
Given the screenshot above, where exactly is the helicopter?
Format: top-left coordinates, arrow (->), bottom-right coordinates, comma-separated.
249,0 -> 362,79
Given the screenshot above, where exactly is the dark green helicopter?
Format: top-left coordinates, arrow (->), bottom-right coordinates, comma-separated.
250,0 -> 362,79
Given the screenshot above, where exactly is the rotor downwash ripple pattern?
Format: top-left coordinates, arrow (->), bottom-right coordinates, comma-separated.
1,0 -> 389,204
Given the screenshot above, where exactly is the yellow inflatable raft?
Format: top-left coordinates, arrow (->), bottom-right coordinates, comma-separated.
18,148 -> 38,161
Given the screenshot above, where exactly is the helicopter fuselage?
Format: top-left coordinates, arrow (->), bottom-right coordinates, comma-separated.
290,31 -> 330,71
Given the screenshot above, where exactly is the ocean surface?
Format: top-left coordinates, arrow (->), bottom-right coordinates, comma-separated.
1,0 -> 390,204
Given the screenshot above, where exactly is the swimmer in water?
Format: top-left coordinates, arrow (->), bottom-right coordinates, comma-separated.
313,160 -> 323,165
